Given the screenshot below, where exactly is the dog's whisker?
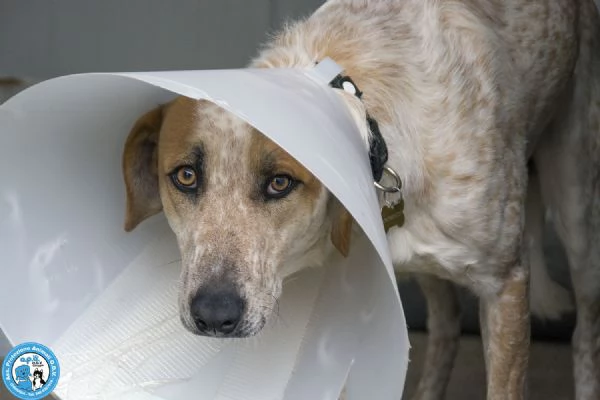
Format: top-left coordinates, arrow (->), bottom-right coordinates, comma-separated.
269,293 -> 281,320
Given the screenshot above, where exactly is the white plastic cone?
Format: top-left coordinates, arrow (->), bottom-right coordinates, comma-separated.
0,62 -> 409,400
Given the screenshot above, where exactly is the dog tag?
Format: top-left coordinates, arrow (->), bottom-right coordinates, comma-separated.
382,198 -> 404,232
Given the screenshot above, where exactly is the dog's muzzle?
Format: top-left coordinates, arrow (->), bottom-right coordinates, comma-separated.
190,284 -> 245,337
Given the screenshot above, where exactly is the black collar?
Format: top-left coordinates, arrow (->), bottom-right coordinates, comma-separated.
328,74 -> 388,182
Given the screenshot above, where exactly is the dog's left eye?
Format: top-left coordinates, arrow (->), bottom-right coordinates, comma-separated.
265,175 -> 296,198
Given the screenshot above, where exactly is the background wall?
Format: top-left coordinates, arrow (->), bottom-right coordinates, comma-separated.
0,0 -> 324,80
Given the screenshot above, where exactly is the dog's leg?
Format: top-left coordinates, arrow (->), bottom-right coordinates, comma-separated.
412,275 -> 461,400
570,277 -> 600,400
534,92 -> 600,400
536,120 -> 600,400
480,265 -> 530,400
477,167 -> 547,400
533,3 -> 600,394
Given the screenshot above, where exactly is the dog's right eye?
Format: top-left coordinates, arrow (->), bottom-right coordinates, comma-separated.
171,166 -> 198,192
265,174 -> 297,199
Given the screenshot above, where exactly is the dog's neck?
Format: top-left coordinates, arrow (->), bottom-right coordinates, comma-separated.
250,6 -> 430,203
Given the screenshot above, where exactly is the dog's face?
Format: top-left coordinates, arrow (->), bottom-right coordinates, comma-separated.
122,97 -> 353,338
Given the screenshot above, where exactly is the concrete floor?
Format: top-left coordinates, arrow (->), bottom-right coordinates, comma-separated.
1,332 -> 573,400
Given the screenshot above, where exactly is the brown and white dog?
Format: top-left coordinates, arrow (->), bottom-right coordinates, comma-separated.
122,1 -> 600,399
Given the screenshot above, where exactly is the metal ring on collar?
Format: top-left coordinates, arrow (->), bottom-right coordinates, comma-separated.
373,166 -> 402,193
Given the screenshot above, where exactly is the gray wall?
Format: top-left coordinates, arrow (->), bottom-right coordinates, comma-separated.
0,0 -> 324,80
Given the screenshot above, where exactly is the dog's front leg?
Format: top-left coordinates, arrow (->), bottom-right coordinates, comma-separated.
480,266 -> 530,400
412,274 -> 461,400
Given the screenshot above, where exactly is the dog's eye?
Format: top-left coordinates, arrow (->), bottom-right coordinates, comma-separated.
266,175 -> 296,198
171,166 -> 198,191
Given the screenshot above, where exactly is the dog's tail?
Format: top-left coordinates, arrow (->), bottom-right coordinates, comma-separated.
526,168 -> 574,320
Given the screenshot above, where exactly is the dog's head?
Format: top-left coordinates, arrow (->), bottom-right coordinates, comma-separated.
122,97 -> 353,338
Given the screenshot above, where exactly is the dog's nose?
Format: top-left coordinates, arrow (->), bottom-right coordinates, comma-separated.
190,288 -> 244,335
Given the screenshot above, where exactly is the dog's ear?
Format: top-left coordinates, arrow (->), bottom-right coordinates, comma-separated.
122,105 -> 165,232
330,202 -> 354,258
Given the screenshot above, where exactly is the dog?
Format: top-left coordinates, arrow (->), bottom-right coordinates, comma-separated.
122,0 -> 600,398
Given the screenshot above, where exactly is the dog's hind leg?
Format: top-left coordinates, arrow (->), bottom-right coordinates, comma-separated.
533,3 -> 600,397
535,95 -> 600,400
411,274 -> 461,400
474,165 -> 561,400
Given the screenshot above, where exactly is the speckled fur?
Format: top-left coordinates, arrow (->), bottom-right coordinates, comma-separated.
123,97 -> 338,338
253,1 -> 600,399
122,0 -> 600,398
